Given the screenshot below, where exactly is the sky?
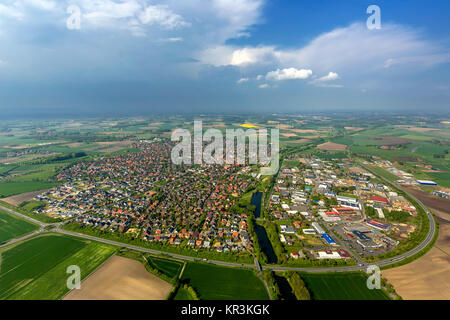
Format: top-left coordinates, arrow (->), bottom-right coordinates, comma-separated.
0,0 -> 449,117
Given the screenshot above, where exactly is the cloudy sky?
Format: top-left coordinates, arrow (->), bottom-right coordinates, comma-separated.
0,0 -> 449,117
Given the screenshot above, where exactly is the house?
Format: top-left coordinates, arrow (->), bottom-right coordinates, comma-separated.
290,252 -> 299,259
280,225 -> 295,234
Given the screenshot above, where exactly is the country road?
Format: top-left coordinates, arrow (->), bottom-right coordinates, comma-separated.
0,161 -> 437,273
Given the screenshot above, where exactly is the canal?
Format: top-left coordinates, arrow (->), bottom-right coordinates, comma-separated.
274,275 -> 297,300
254,223 -> 278,264
250,192 -> 263,218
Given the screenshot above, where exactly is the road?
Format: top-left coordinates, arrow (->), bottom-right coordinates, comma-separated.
0,205 -> 47,228
0,161 -> 437,273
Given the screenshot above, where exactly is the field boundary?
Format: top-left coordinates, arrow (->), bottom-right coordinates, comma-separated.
59,252 -> 116,300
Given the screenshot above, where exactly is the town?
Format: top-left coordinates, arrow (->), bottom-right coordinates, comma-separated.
29,139 -> 420,266
34,140 -> 259,256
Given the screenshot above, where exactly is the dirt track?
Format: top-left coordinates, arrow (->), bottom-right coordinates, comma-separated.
63,255 -> 173,300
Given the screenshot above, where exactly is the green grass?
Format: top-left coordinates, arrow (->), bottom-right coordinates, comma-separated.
366,165 -> 400,182
180,262 -> 269,300
0,234 -> 86,299
174,287 -> 195,300
9,241 -> 116,300
300,272 -> 390,300
0,200 -> 61,223
0,210 -> 38,243
0,181 -> 60,198
425,171 -> 450,188
146,255 -> 183,279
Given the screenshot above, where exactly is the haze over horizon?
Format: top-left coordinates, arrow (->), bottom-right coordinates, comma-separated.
0,0 -> 449,116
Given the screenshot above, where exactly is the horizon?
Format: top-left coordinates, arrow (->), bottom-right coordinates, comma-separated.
0,0 -> 449,116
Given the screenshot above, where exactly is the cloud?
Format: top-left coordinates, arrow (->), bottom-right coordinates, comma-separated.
198,22 -> 450,75
259,83 -> 269,89
24,0 -> 57,11
209,0 -> 264,42
0,4 -> 25,19
166,37 -> 183,42
317,72 -> 339,82
265,68 -> 312,81
277,23 -> 450,72
0,1 -> 191,35
199,46 -> 276,67
309,71 -> 341,87
313,83 -> 343,88
237,77 -> 249,84
139,5 -> 190,29
69,1 -> 190,35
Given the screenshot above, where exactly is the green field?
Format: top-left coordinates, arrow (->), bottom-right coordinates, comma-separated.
0,234 -> 116,300
180,263 -> 269,300
10,241 -> 116,300
146,255 -> 183,279
300,272 -> 390,300
0,210 -> 38,243
174,287 -> 194,300
0,181 -> 60,198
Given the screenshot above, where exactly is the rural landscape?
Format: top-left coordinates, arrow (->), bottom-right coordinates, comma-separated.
0,113 -> 448,301
0,0 -> 449,310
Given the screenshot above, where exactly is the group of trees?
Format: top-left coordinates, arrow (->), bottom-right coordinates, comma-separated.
247,215 -> 268,264
262,221 -> 286,263
285,272 -> 310,300
262,270 -> 282,300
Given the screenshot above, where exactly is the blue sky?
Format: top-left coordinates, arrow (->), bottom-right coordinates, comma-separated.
0,0 -> 449,117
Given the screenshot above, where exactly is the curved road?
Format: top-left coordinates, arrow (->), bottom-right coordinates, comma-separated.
0,162 -> 437,273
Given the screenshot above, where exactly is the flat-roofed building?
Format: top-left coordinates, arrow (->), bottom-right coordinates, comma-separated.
312,222 -> 325,234
317,251 -> 341,259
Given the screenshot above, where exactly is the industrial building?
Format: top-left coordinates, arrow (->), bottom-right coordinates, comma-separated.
312,222 -> 325,234
322,233 -> 337,245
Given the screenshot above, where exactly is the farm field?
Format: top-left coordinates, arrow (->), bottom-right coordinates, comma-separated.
173,287 -> 195,300
300,272 -> 390,300
146,255 -> 184,279
1,189 -> 51,206
11,240 -> 116,300
63,255 -> 172,300
180,262 -> 269,300
403,186 -> 450,215
0,209 -> 38,243
340,126 -> 449,178
0,233 -> 116,300
0,234 -> 86,299
382,218 -> 450,300
0,181 -> 60,198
